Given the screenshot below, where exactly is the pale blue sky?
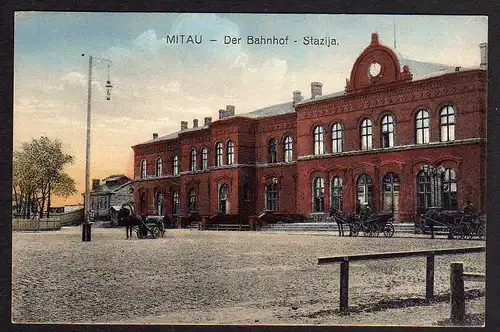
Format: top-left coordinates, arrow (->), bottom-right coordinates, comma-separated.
13,13 -> 487,204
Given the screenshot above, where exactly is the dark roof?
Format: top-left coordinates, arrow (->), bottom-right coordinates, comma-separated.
92,180 -> 133,194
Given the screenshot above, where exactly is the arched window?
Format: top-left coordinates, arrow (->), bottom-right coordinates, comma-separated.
330,177 -> 343,211
381,115 -> 395,148
417,167 -> 446,210
266,182 -> 279,212
313,126 -> 325,155
201,147 -> 209,170
356,174 -> 373,212
155,157 -> 162,177
227,141 -> 235,165
284,136 -> 293,162
382,172 -> 400,214
189,149 -> 197,172
331,123 -> 343,153
268,139 -> 277,163
173,155 -> 179,176
155,192 -> 164,215
440,106 -> 456,142
416,110 -> 430,144
188,188 -> 198,212
215,142 -> 223,166
172,190 -> 180,215
140,159 -> 147,178
312,177 -> 325,212
441,168 -> 457,210
360,119 -> 373,150
218,184 -> 229,214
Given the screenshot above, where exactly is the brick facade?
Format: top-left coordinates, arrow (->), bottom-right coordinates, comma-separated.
132,33 -> 487,221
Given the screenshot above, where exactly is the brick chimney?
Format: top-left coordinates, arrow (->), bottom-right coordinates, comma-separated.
219,109 -> 226,119
181,121 -> 188,131
226,105 -> 235,117
311,82 -> 323,99
480,43 -> 487,70
371,32 -> 379,45
92,179 -> 100,190
193,119 -> 198,128
204,117 -> 212,126
153,133 -> 158,140
293,90 -> 303,105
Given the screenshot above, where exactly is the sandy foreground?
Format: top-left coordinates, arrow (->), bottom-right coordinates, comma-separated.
12,227 -> 485,326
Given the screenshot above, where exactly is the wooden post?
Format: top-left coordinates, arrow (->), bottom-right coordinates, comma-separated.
450,262 -> 465,324
426,253 -> 435,300
340,258 -> 349,314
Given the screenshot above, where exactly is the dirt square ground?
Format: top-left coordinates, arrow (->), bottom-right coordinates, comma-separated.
12,227 -> 485,326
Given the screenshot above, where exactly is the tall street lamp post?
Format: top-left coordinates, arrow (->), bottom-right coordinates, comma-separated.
82,54 -> 113,242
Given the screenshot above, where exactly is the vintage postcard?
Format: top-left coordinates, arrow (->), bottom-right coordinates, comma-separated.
12,12 -> 487,326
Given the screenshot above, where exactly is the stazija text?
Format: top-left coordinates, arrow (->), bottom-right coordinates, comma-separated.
165,35 -> 338,47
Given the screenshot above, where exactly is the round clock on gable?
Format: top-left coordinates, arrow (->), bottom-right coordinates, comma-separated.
369,62 -> 382,77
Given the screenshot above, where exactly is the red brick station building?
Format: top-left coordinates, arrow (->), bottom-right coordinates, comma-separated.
132,33 -> 487,222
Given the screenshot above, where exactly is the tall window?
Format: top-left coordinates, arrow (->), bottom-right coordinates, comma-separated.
172,191 -> 180,215
189,149 -> 197,172
416,109 -> 430,144
268,139 -> 277,163
312,177 -> 325,212
266,183 -> 279,211
382,172 -> 400,213
155,192 -> 164,215
417,171 -> 433,209
227,141 -> 235,165
360,119 -> 373,150
155,157 -> 162,177
201,147 -> 209,170
381,115 -> 395,148
215,142 -> 223,166
188,188 -> 198,212
331,123 -> 343,153
440,106 -> 456,142
313,126 -> 325,155
140,159 -> 147,178
284,136 -> 293,162
356,174 -> 373,211
441,168 -> 457,210
218,184 -> 229,214
173,155 -> 179,176
331,177 -> 343,211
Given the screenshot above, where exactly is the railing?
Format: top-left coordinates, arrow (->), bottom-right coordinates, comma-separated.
450,262 -> 485,324
318,246 -> 485,314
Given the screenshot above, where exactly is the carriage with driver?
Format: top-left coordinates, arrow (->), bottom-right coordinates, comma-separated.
117,203 -> 165,239
416,208 -> 485,240
329,207 -> 395,238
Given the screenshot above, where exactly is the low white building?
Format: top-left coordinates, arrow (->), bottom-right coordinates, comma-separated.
89,175 -> 134,221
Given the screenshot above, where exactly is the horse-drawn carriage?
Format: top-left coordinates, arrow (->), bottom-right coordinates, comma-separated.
329,208 -> 395,238
117,203 -> 165,239
416,208 -> 485,240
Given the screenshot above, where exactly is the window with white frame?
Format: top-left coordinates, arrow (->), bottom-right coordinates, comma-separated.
440,105 -> 456,142
172,190 -> 180,215
188,188 -> 198,212
189,149 -> 197,172
227,141 -> 235,165
331,123 -> 343,153
201,147 -> 208,170
416,109 -> 430,144
266,182 -> 279,212
173,155 -> 179,176
360,119 -> 373,150
313,126 -> 325,155
140,159 -> 147,178
215,142 -> 223,166
331,177 -> 343,211
381,115 -> 395,148
155,157 -> 162,177
284,136 -> 293,162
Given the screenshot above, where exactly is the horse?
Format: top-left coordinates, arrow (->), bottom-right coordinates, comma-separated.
329,206 -> 357,237
117,203 -> 146,239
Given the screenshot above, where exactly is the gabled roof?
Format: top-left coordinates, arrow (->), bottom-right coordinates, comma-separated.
91,180 -> 133,194
137,125 -> 209,145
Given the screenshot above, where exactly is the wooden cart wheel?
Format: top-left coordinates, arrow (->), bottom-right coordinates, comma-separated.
350,223 -> 360,237
450,225 -> 462,240
152,226 -> 162,239
478,225 -> 485,240
383,223 -> 395,238
461,224 -> 473,240
135,227 -> 143,239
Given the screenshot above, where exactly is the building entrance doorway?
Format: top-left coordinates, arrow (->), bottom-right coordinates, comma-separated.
382,172 -> 400,217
